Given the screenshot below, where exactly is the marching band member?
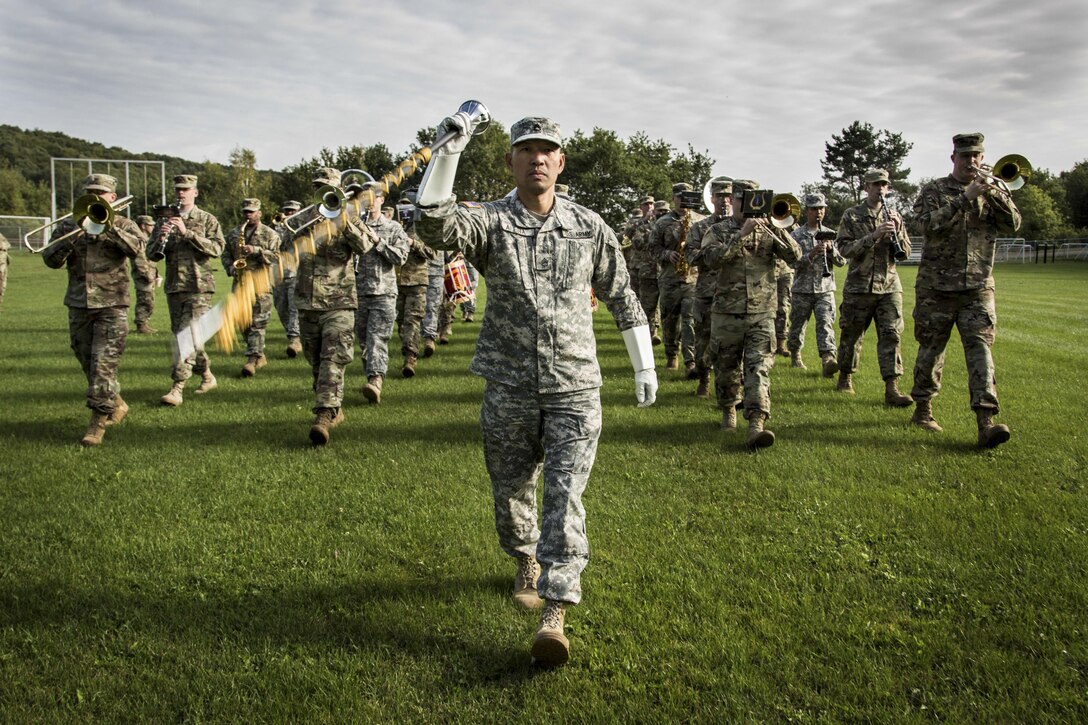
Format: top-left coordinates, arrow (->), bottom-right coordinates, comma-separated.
221,198 -> 281,377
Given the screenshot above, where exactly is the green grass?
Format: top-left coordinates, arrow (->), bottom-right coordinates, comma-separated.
1,255 -> 1086,722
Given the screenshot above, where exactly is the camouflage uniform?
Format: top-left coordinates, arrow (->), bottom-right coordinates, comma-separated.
703,219 -> 801,418
421,251 -> 447,343
420,193 -> 646,605
354,212 -> 410,379
42,215 -> 144,415
835,200 -> 912,380
686,209 -> 727,380
652,207 -> 704,366
294,213 -> 377,411
164,205 -> 225,384
129,242 -> 158,328
774,257 -> 794,352
789,222 -> 845,357
631,213 -> 661,340
273,220 -> 301,345
222,219 -> 281,358
911,174 -> 1021,412
0,232 -> 9,312
620,213 -> 642,299
396,223 -> 438,361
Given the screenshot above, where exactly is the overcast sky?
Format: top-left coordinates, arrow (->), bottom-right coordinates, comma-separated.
3,0 -> 1085,198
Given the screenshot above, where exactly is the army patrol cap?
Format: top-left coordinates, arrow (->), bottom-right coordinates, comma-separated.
863,168 -> 890,185
731,179 -> 760,197
510,116 -> 563,148
710,178 -> 733,196
640,195 -> 655,205
280,200 -> 302,212
241,198 -> 261,212
672,182 -> 693,196
653,200 -> 670,212
381,205 -> 394,214
803,192 -> 828,208
173,174 -> 198,189
362,181 -> 385,197
953,132 -> 985,154
83,173 -> 118,193
312,167 -> 341,187
136,214 -> 154,226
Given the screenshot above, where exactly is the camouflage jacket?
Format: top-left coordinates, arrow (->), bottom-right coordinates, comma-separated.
837,202 -> 910,294
630,215 -> 659,277
294,215 -> 376,311
791,222 -> 845,294
397,224 -> 438,287
355,214 -> 410,296
164,206 -> 225,295
652,210 -> 704,285
912,174 -> 1022,291
701,219 -> 802,315
42,216 -> 144,308
0,232 -> 9,252
420,194 -> 646,394
686,211 -> 727,299
222,221 -> 281,290
272,222 -> 299,279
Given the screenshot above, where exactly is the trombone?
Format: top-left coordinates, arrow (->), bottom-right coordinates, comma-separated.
973,154 -> 1032,198
769,193 -> 801,229
24,194 -> 135,253
283,169 -> 376,236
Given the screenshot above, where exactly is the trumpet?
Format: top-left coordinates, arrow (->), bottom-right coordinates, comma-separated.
972,154 -> 1031,198
25,193 -> 134,253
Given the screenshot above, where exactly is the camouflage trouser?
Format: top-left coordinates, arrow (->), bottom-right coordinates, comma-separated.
129,255 -> 157,326
168,292 -> 212,383
0,250 -> 7,311
480,381 -> 602,605
244,292 -> 274,357
355,293 -> 396,378
788,291 -> 837,356
709,311 -> 775,418
396,283 -> 427,357
637,272 -> 661,338
693,295 -> 714,373
422,263 -> 444,340
68,305 -> 127,414
273,273 -> 300,339
659,278 -> 696,364
838,291 -> 904,380
300,308 -> 355,411
625,257 -> 641,299
775,272 -> 793,346
911,287 -> 999,412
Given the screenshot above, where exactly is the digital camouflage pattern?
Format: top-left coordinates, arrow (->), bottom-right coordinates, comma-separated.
480,381 -> 601,605
421,253 -> 447,341
398,224 -> 438,287
396,225 -> 437,357
837,201 -> 910,294
791,222 -> 845,294
420,194 -> 646,394
300,308 -> 355,411
42,216 -> 145,307
838,291 -> 905,378
788,222 -> 844,356
355,295 -> 397,377
357,214 -> 411,296
163,206 -> 225,295
910,174 -> 1020,411
912,175 -> 1021,291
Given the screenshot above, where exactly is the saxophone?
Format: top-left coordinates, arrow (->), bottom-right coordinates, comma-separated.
674,209 -> 692,277
232,219 -> 250,271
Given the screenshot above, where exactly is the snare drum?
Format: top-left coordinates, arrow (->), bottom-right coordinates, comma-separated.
444,255 -> 475,305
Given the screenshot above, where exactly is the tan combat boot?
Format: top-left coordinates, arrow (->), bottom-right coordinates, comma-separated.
720,407 -> 737,431
775,339 -> 789,357
194,370 -> 217,394
746,411 -> 775,449
363,375 -> 383,405
513,556 -> 543,610
790,350 -> 806,369
136,322 -> 156,334
286,337 -> 302,358
821,353 -> 839,378
80,412 -> 108,447
695,370 -> 711,399
309,407 -> 340,446
106,395 -> 128,427
685,360 -> 699,380
402,354 -> 417,378
160,382 -> 185,407
976,410 -> 1011,449
242,356 -> 259,377
884,377 -> 913,407
836,371 -> 854,394
910,399 -> 943,432
666,354 -> 679,370
651,331 -> 662,345
531,601 -> 569,667
423,338 -> 436,358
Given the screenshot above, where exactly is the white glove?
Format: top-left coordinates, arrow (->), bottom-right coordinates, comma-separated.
634,368 -> 658,408
435,113 -> 472,156
622,325 -> 657,407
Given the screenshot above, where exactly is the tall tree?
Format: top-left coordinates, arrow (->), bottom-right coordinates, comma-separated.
1061,159 -> 1088,230
821,121 -> 913,204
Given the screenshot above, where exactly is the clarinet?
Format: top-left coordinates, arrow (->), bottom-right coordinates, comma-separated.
881,194 -> 909,262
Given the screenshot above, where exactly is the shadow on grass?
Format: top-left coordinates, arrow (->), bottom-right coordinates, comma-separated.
0,573 -> 551,685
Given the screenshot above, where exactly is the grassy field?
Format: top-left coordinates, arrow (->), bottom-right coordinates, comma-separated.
1,255 -> 1086,722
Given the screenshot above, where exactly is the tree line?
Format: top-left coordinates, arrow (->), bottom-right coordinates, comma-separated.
1,122 -> 1085,241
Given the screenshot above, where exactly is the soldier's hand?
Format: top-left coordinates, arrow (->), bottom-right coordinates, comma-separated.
169,217 -> 189,236
876,220 -> 897,238
964,178 -> 987,201
635,368 -> 658,408
807,244 -> 826,261
666,250 -> 680,264
739,218 -> 760,237
435,113 -> 471,155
